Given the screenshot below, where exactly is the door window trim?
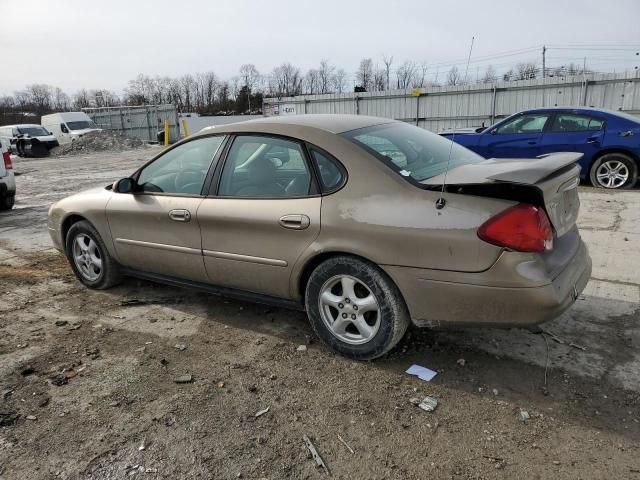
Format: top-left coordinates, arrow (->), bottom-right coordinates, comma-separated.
207,132 -> 322,199
128,133 -> 228,198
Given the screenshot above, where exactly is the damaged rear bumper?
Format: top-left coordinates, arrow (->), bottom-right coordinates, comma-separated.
383,238 -> 592,328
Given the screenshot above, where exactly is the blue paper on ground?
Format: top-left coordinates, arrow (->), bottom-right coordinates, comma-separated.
406,364 -> 438,382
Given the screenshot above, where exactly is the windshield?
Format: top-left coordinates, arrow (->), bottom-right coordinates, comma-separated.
18,126 -> 50,136
342,122 -> 484,182
66,120 -> 97,130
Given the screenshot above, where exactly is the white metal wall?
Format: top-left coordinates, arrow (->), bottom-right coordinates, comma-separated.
84,104 -> 179,142
264,72 -> 640,133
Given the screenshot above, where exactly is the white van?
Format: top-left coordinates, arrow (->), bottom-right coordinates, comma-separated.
0,139 -> 15,210
41,112 -> 101,145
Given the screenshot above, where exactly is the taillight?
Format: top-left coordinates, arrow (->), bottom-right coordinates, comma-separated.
478,204 -> 553,253
2,151 -> 12,170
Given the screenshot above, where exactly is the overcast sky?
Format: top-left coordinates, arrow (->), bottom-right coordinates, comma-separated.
1,0 -> 639,95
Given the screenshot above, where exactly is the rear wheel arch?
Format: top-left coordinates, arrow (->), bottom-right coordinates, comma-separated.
297,251 -> 407,305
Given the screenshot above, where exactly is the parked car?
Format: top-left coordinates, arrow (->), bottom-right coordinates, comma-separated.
440,107 -> 640,189
0,140 -> 15,210
48,115 -> 591,359
41,112 -> 101,145
0,124 -> 59,157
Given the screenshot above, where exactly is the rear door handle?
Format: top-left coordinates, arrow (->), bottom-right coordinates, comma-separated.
169,209 -> 191,222
279,214 -> 310,230
527,141 -> 537,145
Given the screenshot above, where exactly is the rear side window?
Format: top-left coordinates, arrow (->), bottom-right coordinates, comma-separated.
310,149 -> 345,192
342,122 -> 483,182
551,114 -> 604,132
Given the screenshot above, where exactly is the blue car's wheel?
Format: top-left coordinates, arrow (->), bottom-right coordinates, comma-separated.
589,153 -> 638,189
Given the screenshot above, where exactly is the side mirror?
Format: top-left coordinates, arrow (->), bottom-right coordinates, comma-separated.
490,128 -> 498,135
113,177 -> 136,193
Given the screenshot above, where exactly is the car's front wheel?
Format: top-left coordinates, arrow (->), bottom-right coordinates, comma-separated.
589,153 -> 638,189
305,256 -> 410,360
65,220 -> 121,289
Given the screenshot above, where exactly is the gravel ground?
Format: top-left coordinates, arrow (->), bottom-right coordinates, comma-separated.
0,150 -> 638,479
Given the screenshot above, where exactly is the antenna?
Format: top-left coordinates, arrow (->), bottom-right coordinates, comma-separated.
436,36 -> 475,210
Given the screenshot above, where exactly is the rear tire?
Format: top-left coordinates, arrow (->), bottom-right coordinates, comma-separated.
65,220 -> 122,289
589,153 -> 638,189
0,194 -> 15,211
305,255 -> 410,360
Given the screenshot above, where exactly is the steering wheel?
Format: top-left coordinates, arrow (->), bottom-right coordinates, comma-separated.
174,170 -> 203,194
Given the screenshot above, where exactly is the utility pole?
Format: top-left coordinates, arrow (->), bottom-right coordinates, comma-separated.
542,45 -> 547,78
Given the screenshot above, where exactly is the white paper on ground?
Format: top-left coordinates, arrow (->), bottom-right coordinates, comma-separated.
405,364 -> 438,382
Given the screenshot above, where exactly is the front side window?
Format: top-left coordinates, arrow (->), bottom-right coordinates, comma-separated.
496,114 -> 551,134
218,135 -> 311,198
342,122 -> 483,182
551,114 -> 604,132
137,136 -> 224,195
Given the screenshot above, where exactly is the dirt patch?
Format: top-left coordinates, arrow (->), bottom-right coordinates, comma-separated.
50,130 -> 149,157
0,251 -> 71,284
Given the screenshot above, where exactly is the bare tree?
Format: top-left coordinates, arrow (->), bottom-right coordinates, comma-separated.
239,64 -> 260,111
53,87 -> 70,111
503,68 -> 514,81
482,65 -> 497,84
271,63 -> 303,97
356,58 -> 374,91
333,69 -> 347,93
446,66 -> 462,86
516,62 -> 538,80
73,89 -> 91,109
304,69 -> 320,94
382,55 -> 393,90
318,60 -> 335,94
412,62 -> 428,88
396,60 -> 416,89
25,84 -> 53,113
180,74 -> 197,111
373,67 -> 386,91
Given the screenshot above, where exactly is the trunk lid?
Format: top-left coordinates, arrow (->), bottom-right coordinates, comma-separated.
421,152 -> 582,237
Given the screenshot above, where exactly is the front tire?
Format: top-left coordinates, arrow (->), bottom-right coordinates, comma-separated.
65,220 -> 121,289
305,256 -> 410,360
589,153 -> 638,189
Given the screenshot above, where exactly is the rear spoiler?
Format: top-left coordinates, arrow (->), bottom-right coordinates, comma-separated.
421,152 -> 583,187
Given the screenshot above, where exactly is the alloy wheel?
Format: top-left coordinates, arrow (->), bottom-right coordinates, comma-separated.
318,275 -> 381,345
596,160 -> 629,188
72,233 -> 103,281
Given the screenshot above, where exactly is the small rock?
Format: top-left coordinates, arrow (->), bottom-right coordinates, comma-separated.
492,388 -> 499,396
174,374 -> 193,384
138,440 -> 146,451
21,366 -> 35,376
255,407 -> 270,418
55,320 -> 68,327
248,385 -> 257,393
108,401 -> 121,407
38,397 -> 50,408
26,415 -> 37,421
553,461 -> 561,465
217,381 -> 225,388
296,345 -> 307,352
519,410 -> 530,421
174,343 -> 187,351
456,358 -> 466,367
410,396 -> 438,412
269,374 -> 277,380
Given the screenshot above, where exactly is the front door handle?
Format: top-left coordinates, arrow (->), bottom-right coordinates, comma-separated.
527,141 -> 537,145
169,209 -> 191,222
587,136 -> 599,143
279,214 -> 310,230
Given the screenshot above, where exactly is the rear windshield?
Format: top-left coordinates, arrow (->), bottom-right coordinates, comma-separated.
18,126 -> 50,136
341,122 -> 483,182
66,120 -> 97,130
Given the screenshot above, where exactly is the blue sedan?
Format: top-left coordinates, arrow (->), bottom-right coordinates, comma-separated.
441,107 -> 640,189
